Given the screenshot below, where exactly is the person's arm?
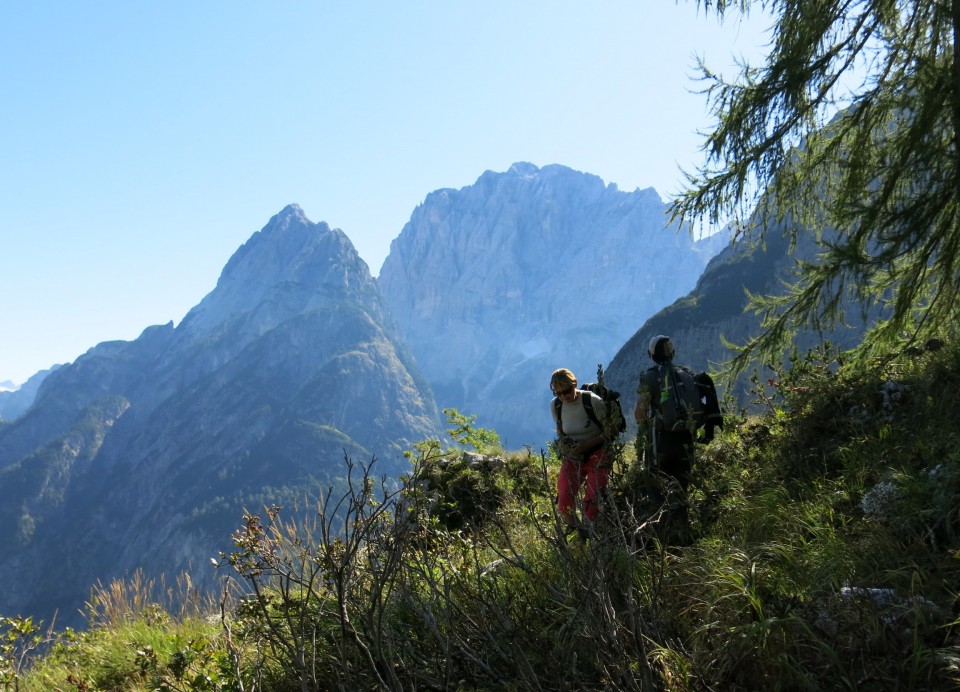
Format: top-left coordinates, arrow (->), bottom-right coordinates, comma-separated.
635,391 -> 651,422
573,434 -> 605,455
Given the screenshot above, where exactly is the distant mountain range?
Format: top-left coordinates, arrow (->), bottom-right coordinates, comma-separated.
0,205 -> 441,626
0,163 -> 869,626
0,368 -> 57,420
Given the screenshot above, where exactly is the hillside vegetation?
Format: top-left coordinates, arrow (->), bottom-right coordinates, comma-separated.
3,341 -> 959,690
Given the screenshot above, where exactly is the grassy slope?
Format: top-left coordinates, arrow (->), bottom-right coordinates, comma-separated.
6,342 -> 960,691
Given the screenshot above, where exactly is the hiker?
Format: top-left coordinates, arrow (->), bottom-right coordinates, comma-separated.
550,368 -> 611,534
634,335 -> 698,536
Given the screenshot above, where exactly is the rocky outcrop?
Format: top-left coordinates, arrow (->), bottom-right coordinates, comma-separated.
379,163 -> 727,448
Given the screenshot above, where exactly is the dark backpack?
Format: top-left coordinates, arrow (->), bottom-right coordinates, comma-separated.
553,382 -> 627,438
644,364 -> 723,438
694,371 -> 724,441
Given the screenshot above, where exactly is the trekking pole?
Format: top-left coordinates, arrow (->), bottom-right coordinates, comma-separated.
650,422 -> 659,469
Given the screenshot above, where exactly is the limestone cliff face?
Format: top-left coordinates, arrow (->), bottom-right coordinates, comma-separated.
379,163 -> 726,447
0,205 -> 442,626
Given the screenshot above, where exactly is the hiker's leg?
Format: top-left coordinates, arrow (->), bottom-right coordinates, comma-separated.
557,457 -> 582,526
582,448 -> 611,521
658,433 -> 692,491
658,433 -> 694,539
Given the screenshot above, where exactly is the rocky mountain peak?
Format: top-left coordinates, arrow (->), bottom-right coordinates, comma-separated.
178,205 -> 376,343
379,162 -> 726,446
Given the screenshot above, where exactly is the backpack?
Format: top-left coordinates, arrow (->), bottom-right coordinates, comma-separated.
553,376 -> 627,439
694,371 -> 724,441
644,363 -> 722,437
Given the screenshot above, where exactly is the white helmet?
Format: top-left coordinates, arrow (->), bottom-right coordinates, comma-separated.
648,335 -> 675,364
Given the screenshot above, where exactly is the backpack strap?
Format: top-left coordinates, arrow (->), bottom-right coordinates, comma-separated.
641,366 -> 659,413
664,364 -> 689,422
581,389 -> 602,429
553,396 -> 564,435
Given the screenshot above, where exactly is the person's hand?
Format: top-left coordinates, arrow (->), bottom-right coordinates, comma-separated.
573,438 -> 598,455
557,436 -> 579,459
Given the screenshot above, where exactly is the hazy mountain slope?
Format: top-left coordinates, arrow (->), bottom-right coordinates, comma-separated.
379,162 -> 727,448
0,367 -> 57,422
0,205 -> 442,626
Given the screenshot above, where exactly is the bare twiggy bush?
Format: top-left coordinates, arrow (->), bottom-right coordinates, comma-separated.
219,446 -> 680,690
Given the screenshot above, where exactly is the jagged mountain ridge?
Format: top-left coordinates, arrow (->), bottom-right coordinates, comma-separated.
0,205 -> 442,626
378,162 -> 728,448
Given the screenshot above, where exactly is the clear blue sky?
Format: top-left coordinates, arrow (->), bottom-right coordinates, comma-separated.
0,2 -> 769,386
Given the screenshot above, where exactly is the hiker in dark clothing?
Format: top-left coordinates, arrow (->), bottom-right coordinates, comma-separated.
551,368 -> 610,534
634,335 -> 695,537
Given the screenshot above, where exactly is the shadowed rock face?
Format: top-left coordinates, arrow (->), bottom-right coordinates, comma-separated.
379,163 -> 727,448
605,217 -> 879,428
0,204 -> 442,627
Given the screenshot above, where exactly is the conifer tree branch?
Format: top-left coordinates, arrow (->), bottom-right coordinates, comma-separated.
677,1 -> 960,376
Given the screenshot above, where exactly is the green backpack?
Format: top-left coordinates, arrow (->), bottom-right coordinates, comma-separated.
643,363 -> 723,436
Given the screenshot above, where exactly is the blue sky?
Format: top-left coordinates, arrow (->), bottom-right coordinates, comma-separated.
1,2 -> 770,386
